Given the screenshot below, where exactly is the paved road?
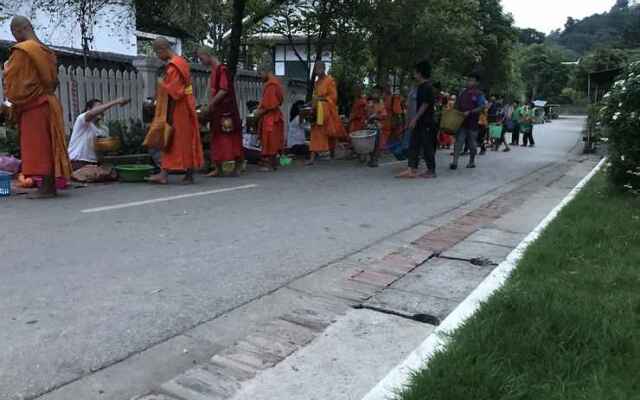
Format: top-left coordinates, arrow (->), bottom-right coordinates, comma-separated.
0,117 -> 584,399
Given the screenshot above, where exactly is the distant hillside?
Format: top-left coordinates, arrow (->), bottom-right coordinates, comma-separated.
548,1 -> 640,55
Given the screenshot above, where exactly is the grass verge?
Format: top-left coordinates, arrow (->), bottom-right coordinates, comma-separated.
397,172 -> 640,400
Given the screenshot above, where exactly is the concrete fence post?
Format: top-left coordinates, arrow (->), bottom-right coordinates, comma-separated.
132,57 -> 164,100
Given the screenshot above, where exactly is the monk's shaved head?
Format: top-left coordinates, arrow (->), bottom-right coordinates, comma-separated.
197,47 -> 212,56
152,37 -> 174,61
196,47 -> 219,67
10,16 -> 36,43
11,16 -> 32,30
152,37 -> 171,49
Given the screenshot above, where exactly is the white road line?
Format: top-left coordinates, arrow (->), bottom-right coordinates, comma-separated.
361,157 -> 607,400
380,160 -> 405,167
81,184 -> 258,213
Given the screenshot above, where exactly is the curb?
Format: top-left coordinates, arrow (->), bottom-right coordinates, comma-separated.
361,156 -> 607,400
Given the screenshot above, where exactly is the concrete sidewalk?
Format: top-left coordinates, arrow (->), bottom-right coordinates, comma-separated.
106,153 -> 602,400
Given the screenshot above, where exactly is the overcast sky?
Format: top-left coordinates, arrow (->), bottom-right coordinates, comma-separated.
502,0 -> 615,33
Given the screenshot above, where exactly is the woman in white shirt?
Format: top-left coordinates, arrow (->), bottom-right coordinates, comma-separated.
68,97 -> 129,170
286,100 -> 309,157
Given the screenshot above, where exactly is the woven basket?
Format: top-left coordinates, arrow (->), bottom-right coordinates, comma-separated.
440,109 -> 465,133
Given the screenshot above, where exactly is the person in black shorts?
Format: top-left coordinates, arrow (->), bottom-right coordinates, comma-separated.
397,60 -> 436,179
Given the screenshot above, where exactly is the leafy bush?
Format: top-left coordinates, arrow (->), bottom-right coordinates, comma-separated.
585,104 -> 605,145
599,61 -> 640,194
107,119 -> 147,155
0,127 -> 20,157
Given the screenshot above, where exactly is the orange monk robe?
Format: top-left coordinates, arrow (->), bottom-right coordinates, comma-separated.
3,40 -> 71,179
379,95 -> 395,148
390,94 -> 405,139
310,75 -> 346,153
159,56 -> 204,171
258,76 -> 285,157
348,96 -> 368,133
370,101 -> 388,151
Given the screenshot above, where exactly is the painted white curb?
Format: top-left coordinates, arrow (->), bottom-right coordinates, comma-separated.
361,157 -> 607,400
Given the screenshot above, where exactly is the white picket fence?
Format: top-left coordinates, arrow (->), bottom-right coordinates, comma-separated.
1,60 -> 307,134
56,66 -> 145,131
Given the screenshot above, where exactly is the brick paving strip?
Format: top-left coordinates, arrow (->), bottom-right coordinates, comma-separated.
121,158 -> 595,400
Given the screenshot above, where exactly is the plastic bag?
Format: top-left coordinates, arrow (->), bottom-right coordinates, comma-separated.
0,155 -> 21,174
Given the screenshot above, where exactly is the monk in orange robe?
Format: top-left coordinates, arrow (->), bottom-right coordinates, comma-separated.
348,86 -> 368,133
3,16 -> 71,198
308,62 -> 346,165
255,61 -> 285,172
147,38 -> 204,184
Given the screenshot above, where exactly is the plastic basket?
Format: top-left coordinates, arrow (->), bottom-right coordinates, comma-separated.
440,109 -> 465,133
489,123 -> 503,139
279,155 -> 293,167
350,130 -> 377,155
115,164 -> 154,182
0,171 -> 10,197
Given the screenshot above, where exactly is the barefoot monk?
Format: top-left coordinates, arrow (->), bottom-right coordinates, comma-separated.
3,16 -> 71,198
197,48 -> 243,177
307,61 -> 346,165
146,37 -> 204,185
255,56 -> 285,172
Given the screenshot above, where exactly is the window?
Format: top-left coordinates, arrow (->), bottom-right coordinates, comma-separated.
285,61 -> 310,80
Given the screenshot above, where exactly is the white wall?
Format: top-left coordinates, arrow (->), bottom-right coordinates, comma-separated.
274,43 -> 332,77
0,1 -> 137,56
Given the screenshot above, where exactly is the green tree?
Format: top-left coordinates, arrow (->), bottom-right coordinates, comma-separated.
261,0 -> 354,99
475,0 -> 518,93
551,2 -> 640,54
519,43 -> 572,102
3,0 -> 134,67
347,0 -> 481,89
518,28 -> 546,45
572,47 -> 629,95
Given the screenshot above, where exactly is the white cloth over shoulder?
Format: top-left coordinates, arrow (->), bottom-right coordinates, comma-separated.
287,115 -> 306,147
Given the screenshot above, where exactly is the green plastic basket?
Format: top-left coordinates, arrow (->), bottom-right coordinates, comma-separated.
279,155 -> 292,167
115,164 -> 155,182
489,123 -> 503,139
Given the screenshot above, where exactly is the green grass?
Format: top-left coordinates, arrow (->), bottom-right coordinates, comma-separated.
397,172 -> 640,400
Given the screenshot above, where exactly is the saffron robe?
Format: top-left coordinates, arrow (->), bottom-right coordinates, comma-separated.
348,96 -> 368,133
310,75 -> 346,152
3,40 -> 71,179
159,56 -> 204,171
258,76 -> 285,157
